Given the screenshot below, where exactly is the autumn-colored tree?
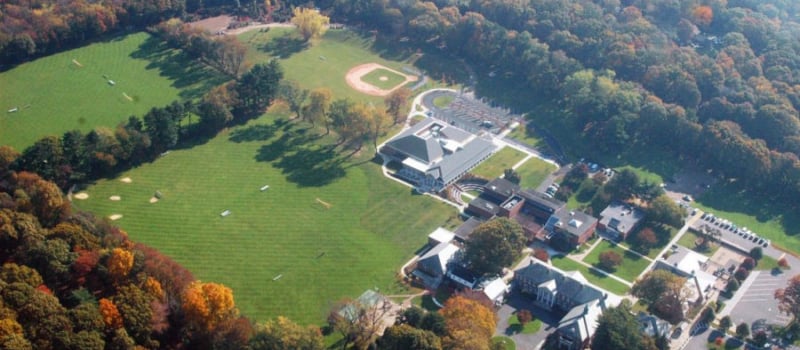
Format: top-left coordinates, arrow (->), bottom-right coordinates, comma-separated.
107,247 -> 134,281
0,263 -> 43,287
598,251 -> 622,271
635,227 -> 658,249
463,218 -> 526,277
306,88 -> 333,132
533,248 -> 549,262
279,80 -> 309,120
692,6 -> 713,27
440,296 -> 497,350
182,281 -> 238,331
99,298 -> 124,329
0,145 -> 19,173
291,7 -> 330,41
517,309 -> 532,326
632,270 -> 686,323
775,274 -> 800,326
778,258 -> 790,269
144,276 -> 164,300
14,172 -> 68,227
250,316 -> 324,350
384,87 -> 412,125
366,106 -> 392,150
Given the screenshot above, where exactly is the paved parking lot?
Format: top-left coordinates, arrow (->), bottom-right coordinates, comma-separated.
692,213 -> 771,253
726,270 -> 793,328
423,90 -> 519,134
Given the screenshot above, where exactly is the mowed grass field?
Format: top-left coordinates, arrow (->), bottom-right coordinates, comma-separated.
470,146 -> 527,179
73,111 -> 457,324
239,28 -> 414,102
0,32 -> 228,150
517,157 -> 556,189
361,68 -> 406,90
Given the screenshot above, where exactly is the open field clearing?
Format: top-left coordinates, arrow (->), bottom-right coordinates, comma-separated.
0,32 -> 228,150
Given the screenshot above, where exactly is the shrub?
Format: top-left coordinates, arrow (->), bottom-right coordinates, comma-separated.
734,267 -> 749,282
749,247 -> 763,261
533,249 -> 549,262
741,257 -> 756,271
778,257 -> 790,269
598,251 -> 622,271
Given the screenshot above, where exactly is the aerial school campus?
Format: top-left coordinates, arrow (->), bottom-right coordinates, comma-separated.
3,2 -> 800,350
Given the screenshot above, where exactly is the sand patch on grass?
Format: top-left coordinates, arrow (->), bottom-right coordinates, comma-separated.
74,192 -> 89,200
109,214 -> 123,220
120,177 -> 132,183
109,195 -> 121,201
149,197 -> 159,203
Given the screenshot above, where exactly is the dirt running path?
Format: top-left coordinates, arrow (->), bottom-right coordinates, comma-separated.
224,22 -> 296,35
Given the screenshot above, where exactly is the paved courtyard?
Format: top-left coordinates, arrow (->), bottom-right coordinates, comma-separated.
495,292 -> 558,349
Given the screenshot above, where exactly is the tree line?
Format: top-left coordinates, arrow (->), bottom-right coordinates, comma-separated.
7,60 -> 283,190
297,0 -> 800,207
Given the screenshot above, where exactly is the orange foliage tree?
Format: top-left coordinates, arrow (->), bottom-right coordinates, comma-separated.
692,6 -> 713,27
439,295 -> 498,350
107,247 -> 134,281
182,281 -> 238,331
99,298 -> 124,329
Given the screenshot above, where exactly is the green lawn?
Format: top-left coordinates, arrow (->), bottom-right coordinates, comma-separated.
492,336 -> 516,350
433,94 -> 454,108
239,28 -> 414,103
676,231 -> 720,257
73,112 -> 456,325
361,68 -> 406,90
506,313 -> 542,334
694,181 -> 800,253
470,147 -> 526,180
621,224 -> 679,259
0,32 -> 228,150
516,157 -> 556,189
550,256 -> 630,295
755,255 -> 780,271
583,240 -> 651,282
615,165 -> 664,185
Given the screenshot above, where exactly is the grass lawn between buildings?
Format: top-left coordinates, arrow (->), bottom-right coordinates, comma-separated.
0,32 -> 228,150
517,157 -> 557,189
492,336 -> 516,350
550,255 -> 630,295
582,240 -> 651,282
506,313 -> 543,334
470,147 -> 527,180
676,230 -> 720,257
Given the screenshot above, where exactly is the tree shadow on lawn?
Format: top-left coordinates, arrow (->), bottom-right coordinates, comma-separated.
228,119 -> 288,143
259,33 -> 308,59
130,36 -> 229,99
254,125 -> 345,187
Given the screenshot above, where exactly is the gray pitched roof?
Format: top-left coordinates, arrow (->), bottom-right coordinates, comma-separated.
599,202 -> 645,234
385,131 -> 443,163
428,136 -> 495,184
417,242 -> 459,276
485,177 -> 520,200
514,261 -> 603,305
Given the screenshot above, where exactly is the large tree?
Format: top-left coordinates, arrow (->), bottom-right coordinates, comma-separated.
279,80 -> 309,120
377,324 -> 441,350
236,60 -> 283,115
250,316 -> 324,350
463,218 -> 526,277
591,301 -> 657,350
646,195 -> 685,227
384,87 -> 413,125
631,270 -> 686,324
291,7 -> 330,41
439,296 -> 497,350
306,88 -> 333,132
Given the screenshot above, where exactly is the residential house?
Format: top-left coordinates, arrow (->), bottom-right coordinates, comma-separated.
599,202 -> 646,241
380,118 -> 496,192
514,260 -> 619,350
413,242 -> 460,289
544,208 -> 598,247
637,312 -> 671,338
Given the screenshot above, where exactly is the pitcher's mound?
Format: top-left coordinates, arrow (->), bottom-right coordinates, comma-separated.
109,195 -> 121,201
149,197 -> 159,203
74,192 -> 89,200
379,76 -> 388,81
109,214 -> 123,220
120,177 -> 132,183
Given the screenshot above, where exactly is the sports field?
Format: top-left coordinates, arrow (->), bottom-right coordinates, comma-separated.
0,32 -> 228,150
73,111 -> 457,324
361,68 -> 406,90
239,28 -> 412,102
